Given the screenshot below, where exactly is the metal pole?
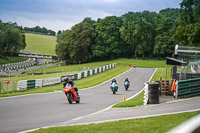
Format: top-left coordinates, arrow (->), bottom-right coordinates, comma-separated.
165,65 -> 167,81
165,65 -> 167,95
175,44 -> 178,55
175,80 -> 178,99
180,66 -> 182,80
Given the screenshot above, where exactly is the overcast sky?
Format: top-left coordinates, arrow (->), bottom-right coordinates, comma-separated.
0,0 -> 182,32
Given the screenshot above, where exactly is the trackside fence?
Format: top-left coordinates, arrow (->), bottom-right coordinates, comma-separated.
17,63 -> 116,91
177,77 -> 200,98
0,80 -> 17,93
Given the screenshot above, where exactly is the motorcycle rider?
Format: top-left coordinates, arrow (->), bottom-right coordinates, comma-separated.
63,77 -> 79,95
124,78 -> 130,85
63,77 -> 69,88
111,78 -> 118,85
110,78 -> 118,90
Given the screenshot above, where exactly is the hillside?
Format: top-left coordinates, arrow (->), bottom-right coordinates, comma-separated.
25,33 -> 57,56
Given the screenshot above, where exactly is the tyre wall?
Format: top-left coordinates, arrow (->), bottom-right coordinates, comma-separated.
148,82 -> 159,104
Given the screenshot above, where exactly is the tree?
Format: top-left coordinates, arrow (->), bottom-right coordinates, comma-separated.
57,30 -> 62,35
24,26 -> 56,36
120,11 -> 157,59
173,0 -> 200,46
0,21 -> 5,56
93,16 -> 123,59
135,11 -> 157,58
120,12 -> 139,58
56,18 -> 96,64
154,8 -> 180,58
0,21 -> 25,57
56,30 -> 71,63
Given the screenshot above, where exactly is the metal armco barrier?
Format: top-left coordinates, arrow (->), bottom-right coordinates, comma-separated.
177,77 -> 200,98
17,63 -> 116,91
18,77 -> 61,91
27,80 -> 36,89
87,70 -> 90,76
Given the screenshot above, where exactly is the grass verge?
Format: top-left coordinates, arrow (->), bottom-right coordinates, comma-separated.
113,91 -> 144,107
30,111 -> 200,133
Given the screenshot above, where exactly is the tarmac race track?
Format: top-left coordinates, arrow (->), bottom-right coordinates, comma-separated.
0,68 -> 155,133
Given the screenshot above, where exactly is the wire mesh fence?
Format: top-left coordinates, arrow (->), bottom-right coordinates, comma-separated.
0,80 -> 17,94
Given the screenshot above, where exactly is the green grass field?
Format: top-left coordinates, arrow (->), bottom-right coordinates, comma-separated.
31,111 -> 200,133
25,33 -> 56,55
25,58 -> 166,75
0,57 -> 27,65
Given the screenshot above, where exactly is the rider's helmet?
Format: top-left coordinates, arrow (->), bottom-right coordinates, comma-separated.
126,78 -> 128,81
112,79 -> 116,82
68,79 -> 73,84
64,77 -> 69,82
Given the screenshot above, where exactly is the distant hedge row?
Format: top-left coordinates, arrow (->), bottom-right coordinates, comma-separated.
24,26 -> 56,36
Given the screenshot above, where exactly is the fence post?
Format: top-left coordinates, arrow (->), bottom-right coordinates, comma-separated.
176,81 -> 178,99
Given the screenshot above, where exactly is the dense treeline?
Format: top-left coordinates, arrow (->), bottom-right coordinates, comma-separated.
56,0 -> 200,64
0,21 -> 26,57
173,0 -> 200,46
56,9 -> 179,64
24,26 -> 56,36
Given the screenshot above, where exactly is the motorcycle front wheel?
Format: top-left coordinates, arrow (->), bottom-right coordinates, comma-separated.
76,96 -> 80,103
112,88 -> 116,94
67,93 -> 73,104
125,85 -> 128,91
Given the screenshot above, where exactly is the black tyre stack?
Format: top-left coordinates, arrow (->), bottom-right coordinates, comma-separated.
148,82 -> 159,104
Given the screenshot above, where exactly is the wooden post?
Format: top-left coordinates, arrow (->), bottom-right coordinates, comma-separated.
159,77 -> 162,95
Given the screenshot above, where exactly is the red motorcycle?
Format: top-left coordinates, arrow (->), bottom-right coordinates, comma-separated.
64,84 -> 80,104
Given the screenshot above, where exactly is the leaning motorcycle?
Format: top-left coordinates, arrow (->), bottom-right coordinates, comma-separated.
63,84 -> 80,104
110,82 -> 118,94
124,81 -> 130,91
